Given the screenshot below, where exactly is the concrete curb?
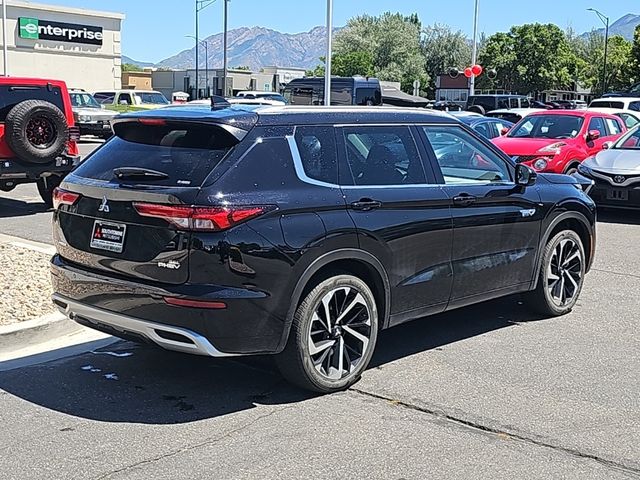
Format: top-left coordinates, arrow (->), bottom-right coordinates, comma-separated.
0,233 -> 55,254
0,312 -> 83,355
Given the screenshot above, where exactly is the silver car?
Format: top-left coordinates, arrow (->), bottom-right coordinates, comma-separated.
576,125 -> 640,208
69,90 -> 118,139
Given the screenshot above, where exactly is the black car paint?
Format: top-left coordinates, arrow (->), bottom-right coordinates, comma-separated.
51,107 -> 596,355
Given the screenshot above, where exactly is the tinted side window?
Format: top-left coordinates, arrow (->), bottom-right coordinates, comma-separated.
520,98 -> 530,108
118,93 -> 133,105
588,117 -> 607,137
629,101 -> 640,112
509,98 -> 519,108
294,126 -> 338,184
355,87 -> 381,106
0,85 -> 65,121
423,126 -> 511,184
470,97 -> 495,110
341,126 -> 426,186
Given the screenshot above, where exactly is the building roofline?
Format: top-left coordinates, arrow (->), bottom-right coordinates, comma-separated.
7,0 -> 125,20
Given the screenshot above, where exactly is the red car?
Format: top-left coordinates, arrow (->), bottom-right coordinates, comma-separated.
492,110 -> 626,174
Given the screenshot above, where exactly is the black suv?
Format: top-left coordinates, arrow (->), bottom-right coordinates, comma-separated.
467,94 -> 530,114
51,105 -> 596,393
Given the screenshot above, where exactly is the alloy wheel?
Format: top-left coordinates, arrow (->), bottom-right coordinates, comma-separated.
546,238 -> 583,307
26,116 -> 56,149
307,286 -> 372,380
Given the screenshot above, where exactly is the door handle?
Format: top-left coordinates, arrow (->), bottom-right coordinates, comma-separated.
452,194 -> 477,207
350,199 -> 382,211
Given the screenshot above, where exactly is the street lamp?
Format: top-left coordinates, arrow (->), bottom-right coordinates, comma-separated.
588,8 -> 610,95
469,0 -> 480,97
195,0 -> 217,98
324,0 -> 333,106
186,35 -> 209,97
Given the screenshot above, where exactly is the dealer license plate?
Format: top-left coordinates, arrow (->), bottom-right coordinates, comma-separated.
606,189 -> 628,202
90,220 -> 126,253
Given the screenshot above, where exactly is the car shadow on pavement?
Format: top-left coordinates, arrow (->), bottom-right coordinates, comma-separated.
0,195 -> 49,218
597,208 -> 640,226
0,295 -> 544,425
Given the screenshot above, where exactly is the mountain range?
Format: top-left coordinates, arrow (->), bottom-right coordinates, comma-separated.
125,14 -> 639,72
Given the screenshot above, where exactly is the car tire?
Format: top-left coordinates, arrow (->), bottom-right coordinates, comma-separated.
5,100 -> 69,164
275,274 -> 379,393
37,175 -> 63,208
468,105 -> 485,115
525,230 -> 585,317
564,162 -> 580,176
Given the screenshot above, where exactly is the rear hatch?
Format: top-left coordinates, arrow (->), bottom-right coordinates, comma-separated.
53,111 -> 256,284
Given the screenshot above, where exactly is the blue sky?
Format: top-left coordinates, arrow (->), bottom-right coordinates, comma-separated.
34,0 -> 639,63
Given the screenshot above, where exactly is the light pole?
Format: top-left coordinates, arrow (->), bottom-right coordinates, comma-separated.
195,0 -> 217,99
324,0 -> 333,106
222,0 -> 229,97
186,35 -> 209,97
469,0 -> 479,97
588,8 -> 610,95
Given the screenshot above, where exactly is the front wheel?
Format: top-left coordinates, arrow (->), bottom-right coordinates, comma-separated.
525,230 -> 585,316
276,274 -> 379,393
37,175 -> 63,208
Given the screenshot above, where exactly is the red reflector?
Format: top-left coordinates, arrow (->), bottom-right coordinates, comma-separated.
138,118 -> 167,126
52,187 -> 80,210
133,203 -> 271,231
163,297 -> 227,309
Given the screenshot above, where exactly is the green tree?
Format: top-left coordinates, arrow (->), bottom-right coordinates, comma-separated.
576,32 -> 635,93
333,51 -> 375,77
631,25 -> 640,71
477,24 -> 576,95
422,24 -> 471,96
332,12 -> 427,92
122,63 -> 143,72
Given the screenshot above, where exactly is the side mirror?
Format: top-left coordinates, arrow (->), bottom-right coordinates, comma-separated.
602,141 -> 614,150
586,130 -> 601,142
515,163 -> 537,187
500,127 -> 510,136
119,100 -> 128,105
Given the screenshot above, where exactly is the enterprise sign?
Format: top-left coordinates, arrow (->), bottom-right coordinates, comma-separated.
19,17 -> 103,46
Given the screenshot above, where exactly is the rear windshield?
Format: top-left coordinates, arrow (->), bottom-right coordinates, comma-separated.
72,122 -> 238,187
590,100 -> 624,109
0,85 -> 65,121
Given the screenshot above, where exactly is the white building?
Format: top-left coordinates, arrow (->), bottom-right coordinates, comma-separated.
0,0 -> 124,91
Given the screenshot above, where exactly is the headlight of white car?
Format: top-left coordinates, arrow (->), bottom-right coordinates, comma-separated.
77,115 -> 92,122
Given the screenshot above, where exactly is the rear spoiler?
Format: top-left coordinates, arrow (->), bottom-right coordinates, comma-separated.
111,117 -> 250,142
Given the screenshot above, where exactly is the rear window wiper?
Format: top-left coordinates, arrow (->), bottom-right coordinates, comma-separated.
113,167 -> 169,181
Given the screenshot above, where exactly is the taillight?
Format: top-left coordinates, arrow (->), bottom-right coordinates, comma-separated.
52,187 -> 81,210
133,203 -> 272,231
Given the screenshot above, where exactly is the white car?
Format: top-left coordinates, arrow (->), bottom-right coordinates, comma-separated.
485,108 -> 547,124
588,98 -> 640,129
236,91 -> 287,104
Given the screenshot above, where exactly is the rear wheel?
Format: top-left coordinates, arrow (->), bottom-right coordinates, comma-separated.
525,230 -> 585,316
276,274 -> 378,393
37,175 -> 63,208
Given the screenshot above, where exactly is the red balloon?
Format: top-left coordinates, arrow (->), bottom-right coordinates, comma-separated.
464,67 -> 473,78
472,64 -> 483,76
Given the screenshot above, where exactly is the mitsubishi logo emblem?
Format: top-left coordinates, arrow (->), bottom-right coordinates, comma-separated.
98,196 -> 110,213
613,175 -> 626,184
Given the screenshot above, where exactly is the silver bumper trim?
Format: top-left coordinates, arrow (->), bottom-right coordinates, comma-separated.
52,294 -> 237,358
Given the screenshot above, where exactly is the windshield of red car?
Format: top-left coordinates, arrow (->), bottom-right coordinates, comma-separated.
508,115 -> 584,139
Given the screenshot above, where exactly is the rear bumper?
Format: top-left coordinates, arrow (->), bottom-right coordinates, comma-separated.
0,155 -> 80,184
77,122 -> 112,136
50,254 -> 285,355
52,294 -> 236,357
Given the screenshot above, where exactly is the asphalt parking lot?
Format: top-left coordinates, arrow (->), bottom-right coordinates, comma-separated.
0,141 -> 639,478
